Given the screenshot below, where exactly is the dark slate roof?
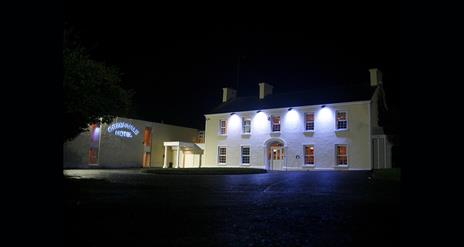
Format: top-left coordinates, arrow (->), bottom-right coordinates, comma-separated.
208,84 -> 376,114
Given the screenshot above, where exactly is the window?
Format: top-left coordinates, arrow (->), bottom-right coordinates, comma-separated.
336,145 -> 348,166
303,145 -> 315,165
219,119 -> 227,135
218,146 -> 227,164
242,118 -> 251,134
241,146 -> 250,165
271,115 -> 281,132
305,112 -> 314,131
336,111 -> 348,130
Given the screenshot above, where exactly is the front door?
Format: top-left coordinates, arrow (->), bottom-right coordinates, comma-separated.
269,143 -> 285,170
143,127 -> 152,168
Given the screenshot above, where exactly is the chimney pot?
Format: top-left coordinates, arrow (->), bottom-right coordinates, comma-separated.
369,68 -> 383,87
259,82 -> 273,99
222,88 -> 237,102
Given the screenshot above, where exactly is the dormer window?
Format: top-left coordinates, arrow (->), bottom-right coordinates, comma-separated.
336,111 -> 348,130
271,115 -> 280,132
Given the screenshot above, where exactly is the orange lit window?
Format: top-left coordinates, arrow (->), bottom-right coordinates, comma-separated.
271,115 -> 280,132
304,145 -> 315,165
305,112 -> 314,131
336,111 -> 348,130
336,145 -> 348,166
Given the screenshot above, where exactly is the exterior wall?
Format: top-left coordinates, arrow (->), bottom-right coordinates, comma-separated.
204,101 -> 371,170
63,130 -> 93,168
150,122 -> 199,167
63,117 -> 199,168
370,86 -> 385,135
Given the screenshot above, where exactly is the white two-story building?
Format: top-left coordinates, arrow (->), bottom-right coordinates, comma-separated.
202,68 -> 391,170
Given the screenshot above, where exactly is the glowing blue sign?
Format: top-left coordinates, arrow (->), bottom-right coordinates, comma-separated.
107,122 -> 140,138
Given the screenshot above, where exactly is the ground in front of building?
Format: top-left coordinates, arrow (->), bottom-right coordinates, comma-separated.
64,169 -> 400,247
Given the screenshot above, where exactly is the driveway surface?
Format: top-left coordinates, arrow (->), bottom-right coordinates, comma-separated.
64,169 -> 400,247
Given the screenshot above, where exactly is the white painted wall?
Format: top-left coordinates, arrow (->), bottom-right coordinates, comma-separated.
204,101 -> 371,170
63,117 -> 199,168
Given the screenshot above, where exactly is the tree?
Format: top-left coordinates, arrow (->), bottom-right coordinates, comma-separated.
63,27 -> 133,142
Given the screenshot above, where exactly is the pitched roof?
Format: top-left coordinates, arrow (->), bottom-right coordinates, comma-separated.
207,84 -> 376,114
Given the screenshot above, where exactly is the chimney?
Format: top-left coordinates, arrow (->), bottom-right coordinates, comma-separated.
259,82 -> 273,99
369,68 -> 383,87
222,88 -> 237,102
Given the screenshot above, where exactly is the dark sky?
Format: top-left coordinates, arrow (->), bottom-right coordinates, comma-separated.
65,3 -> 400,131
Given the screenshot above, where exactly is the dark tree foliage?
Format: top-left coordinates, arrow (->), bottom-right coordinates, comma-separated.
64,27 -> 133,142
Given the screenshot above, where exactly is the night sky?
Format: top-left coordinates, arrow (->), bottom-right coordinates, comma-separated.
65,3 -> 400,131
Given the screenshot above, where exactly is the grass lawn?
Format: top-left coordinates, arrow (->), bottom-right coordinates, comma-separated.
143,167 -> 267,175
372,168 -> 401,181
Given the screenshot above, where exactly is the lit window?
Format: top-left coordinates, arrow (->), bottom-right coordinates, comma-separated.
304,145 -> 315,165
305,112 -> 314,131
271,115 -> 280,132
242,118 -> 251,134
218,146 -> 227,164
336,145 -> 348,166
241,146 -> 250,165
219,119 -> 227,135
336,111 -> 348,130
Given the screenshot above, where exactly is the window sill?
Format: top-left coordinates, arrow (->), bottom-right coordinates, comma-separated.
335,128 -> 349,132
303,130 -> 314,135
241,133 -> 251,136
218,134 -> 228,136
270,131 -> 281,136
241,164 -> 251,166
302,165 -> 315,168
218,163 -> 227,166
335,165 -> 349,168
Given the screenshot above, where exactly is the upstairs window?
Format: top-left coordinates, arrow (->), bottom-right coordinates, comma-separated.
219,119 -> 227,135
242,118 -> 251,134
241,146 -> 250,165
336,111 -> 348,130
336,145 -> 348,166
303,145 -> 315,165
271,115 -> 281,132
305,112 -> 314,131
218,146 -> 227,164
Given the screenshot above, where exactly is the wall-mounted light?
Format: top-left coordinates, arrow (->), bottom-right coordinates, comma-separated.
256,110 -> 261,113
230,113 -> 235,116
321,105 -> 326,108
288,108 -> 293,111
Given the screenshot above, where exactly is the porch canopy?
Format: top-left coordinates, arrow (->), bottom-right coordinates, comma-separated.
163,141 -> 204,168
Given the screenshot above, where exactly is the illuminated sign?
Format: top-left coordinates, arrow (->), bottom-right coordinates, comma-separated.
107,122 -> 140,138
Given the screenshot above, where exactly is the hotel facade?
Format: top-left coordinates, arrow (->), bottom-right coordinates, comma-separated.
63,68 -> 391,170
202,68 -> 391,170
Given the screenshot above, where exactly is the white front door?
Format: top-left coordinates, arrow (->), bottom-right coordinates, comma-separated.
270,146 -> 285,171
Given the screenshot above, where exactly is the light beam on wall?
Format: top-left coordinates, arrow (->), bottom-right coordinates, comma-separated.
228,114 -> 241,132
317,107 -> 333,129
252,111 -> 269,133
283,108 -> 300,131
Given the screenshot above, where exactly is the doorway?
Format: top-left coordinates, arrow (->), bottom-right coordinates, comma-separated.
143,127 -> 152,168
267,141 -> 285,171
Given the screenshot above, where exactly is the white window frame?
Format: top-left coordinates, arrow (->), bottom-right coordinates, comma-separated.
271,115 -> 281,132
304,112 -> 315,132
219,119 -> 227,135
242,118 -> 251,135
240,145 -> 251,166
303,144 -> 315,167
335,111 -> 348,131
218,146 -> 227,165
335,144 -> 349,167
